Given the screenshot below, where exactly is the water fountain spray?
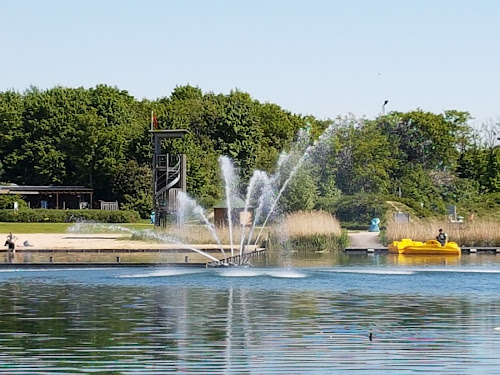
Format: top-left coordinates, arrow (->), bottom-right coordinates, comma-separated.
253,122 -> 337,245
219,156 -> 238,257
245,174 -> 272,248
141,229 -> 220,262
239,170 -> 269,256
69,222 -> 221,263
243,129 -> 314,248
177,191 -> 226,258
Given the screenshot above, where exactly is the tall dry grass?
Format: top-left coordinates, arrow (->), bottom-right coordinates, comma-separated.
386,218 -> 500,246
163,224 -> 264,245
148,211 -> 342,247
267,211 -> 346,252
279,211 -> 342,237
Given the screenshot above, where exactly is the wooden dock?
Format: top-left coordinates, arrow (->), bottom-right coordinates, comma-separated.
207,247 -> 267,266
0,262 -> 207,268
0,246 -> 268,268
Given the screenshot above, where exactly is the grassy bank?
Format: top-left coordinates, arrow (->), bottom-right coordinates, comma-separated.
386,218 -> 500,247
0,221 -> 153,234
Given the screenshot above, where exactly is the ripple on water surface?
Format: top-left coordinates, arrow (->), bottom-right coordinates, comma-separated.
219,268 -> 307,278
0,266 -> 498,374
118,268 -> 204,278
327,268 -> 416,275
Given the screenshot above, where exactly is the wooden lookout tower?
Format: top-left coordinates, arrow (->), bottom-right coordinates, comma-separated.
151,129 -> 189,226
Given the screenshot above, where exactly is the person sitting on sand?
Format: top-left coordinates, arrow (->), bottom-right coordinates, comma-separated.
436,229 -> 448,246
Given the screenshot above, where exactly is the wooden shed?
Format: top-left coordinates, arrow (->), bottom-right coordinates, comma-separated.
213,197 -> 253,227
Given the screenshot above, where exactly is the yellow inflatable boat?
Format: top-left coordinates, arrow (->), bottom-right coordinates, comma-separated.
388,238 -> 461,255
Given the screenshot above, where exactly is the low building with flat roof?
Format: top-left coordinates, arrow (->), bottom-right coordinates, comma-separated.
0,185 -> 94,209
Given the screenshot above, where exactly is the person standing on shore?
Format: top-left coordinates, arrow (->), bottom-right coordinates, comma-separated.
4,232 -> 18,251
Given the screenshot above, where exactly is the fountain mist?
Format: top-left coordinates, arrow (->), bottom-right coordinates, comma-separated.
219,156 -> 238,257
239,170 -> 269,255
177,191 -> 226,258
69,222 -> 220,262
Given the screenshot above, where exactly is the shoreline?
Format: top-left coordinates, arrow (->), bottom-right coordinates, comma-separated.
2,233 -> 234,251
1,233 -> 260,264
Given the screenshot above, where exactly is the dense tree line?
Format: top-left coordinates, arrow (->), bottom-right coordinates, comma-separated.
1,84 -> 499,219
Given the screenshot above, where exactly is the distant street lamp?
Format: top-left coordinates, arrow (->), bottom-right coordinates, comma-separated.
382,100 -> 389,115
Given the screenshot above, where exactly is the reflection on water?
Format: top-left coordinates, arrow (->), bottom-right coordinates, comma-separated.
0,262 -> 499,374
393,253 -> 461,266
1,250 -> 221,264
253,249 -> 500,269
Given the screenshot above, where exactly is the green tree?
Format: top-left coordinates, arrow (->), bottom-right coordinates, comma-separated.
280,168 -> 318,212
112,160 -> 152,218
333,119 -> 395,195
254,103 -> 304,172
457,128 -> 500,194
2,83 -> 492,219
0,90 -> 26,183
397,165 -> 446,212
376,110 -> 471,171
330,193 -> 388,224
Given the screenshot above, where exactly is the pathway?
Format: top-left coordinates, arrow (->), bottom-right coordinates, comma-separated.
348,231 -> 383,248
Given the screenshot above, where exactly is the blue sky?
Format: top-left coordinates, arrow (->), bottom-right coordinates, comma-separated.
1,0 -> 499,121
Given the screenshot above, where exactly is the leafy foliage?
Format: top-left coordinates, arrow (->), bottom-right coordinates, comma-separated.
0,209 -> 139,223
329,194 -> 389,225
0,84 -> 499,224
0,195 -> 28,210
112,160 -> 152,218
280,168 -> 319,212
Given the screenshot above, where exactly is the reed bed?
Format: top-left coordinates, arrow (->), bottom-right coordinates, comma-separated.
159,224 -> 264,245
279,211 -> 342,237
133,211 -> 346,250
386,218 -> 500,246
269,211 -> 347,252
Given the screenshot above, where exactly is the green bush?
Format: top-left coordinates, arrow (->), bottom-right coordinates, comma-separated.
120,191 -> 152,219
329,193 -> 389,225
0,210 -> 18,222
0,195 -> 28,209
340,221 -> 370,230
397,197 -> 435,218
0,209 -> 140,223
319,192 -> 451,225
457,193 -> 500,220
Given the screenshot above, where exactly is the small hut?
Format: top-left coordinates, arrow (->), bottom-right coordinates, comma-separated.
213,197 -> 253,227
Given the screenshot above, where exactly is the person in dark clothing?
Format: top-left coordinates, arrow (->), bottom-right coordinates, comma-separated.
436,229 -> 448,246
4,232 -> 17,251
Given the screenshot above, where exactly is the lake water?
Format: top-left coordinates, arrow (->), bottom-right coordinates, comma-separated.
0,253 -> 499,374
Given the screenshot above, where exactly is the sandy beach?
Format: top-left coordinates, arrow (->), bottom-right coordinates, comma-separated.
1,233 -> 259,264
4,233 -> 228,251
